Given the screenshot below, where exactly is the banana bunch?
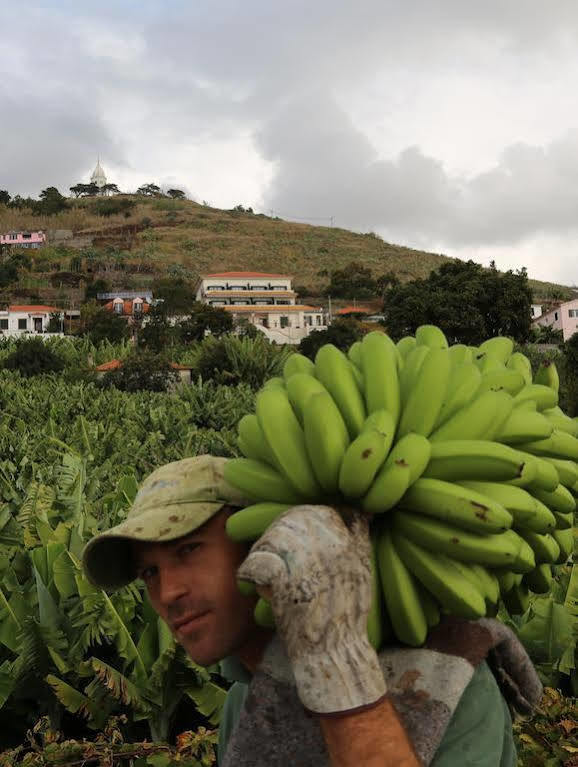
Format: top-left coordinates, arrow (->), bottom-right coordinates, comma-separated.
224,327 -> 577,648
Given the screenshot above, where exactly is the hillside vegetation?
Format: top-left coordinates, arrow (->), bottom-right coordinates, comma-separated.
0,196 -> 574,302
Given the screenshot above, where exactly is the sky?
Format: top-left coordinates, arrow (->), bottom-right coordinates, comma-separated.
1,1 -> 578,285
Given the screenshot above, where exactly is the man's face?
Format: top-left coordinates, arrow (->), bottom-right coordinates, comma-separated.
133,509 -> 257,666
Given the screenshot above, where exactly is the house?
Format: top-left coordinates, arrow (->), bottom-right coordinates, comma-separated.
532,298 -> 578,341
0,230 -> 46,249
0,305 -> 64,336
195,271 -> 327,344
94,359 -> 194,385
102,296 -> 151,321
334,306 -> 371,318
97,290 -> 154,304
530,304 -> 543,320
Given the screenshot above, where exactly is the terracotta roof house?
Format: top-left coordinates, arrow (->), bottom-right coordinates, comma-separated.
95,359 -> 194,385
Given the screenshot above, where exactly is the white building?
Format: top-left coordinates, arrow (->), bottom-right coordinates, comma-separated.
530,304 -> 542,320
196,271 -> 326,344
0,305 -> 64,336
90,158 -> 107,189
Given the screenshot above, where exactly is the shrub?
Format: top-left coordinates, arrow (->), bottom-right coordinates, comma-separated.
298,318 -> 365,359
90,198 -> 136,217
194,334 -> 291,388
101,350 -> 180,392
3,337 -> 65,376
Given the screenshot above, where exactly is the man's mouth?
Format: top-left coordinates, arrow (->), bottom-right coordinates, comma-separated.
171,612 -> 210,636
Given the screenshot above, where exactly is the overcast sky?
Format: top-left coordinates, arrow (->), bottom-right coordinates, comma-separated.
2,1 -> 578,285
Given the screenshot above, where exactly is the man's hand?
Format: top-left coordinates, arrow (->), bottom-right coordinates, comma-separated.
237,504 -> 386,714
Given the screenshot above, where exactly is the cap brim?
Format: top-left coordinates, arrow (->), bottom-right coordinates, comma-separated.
82,501 -> 225,591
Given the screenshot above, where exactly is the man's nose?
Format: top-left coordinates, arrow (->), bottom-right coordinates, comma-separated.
157,565 -> 189,607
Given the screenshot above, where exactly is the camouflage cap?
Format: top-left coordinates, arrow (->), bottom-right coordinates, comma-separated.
82,455 -> 249,591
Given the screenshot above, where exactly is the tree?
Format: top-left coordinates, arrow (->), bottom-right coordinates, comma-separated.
84,278 -> 110,301
0,261 -> 19,288
381,260 -> 533,344
298,318 -> 365,359
166,189 -> 186,199
69,183 -> 99,197
136,183 -> 162,197
151,277 -> 197,315
46,312 -> 63,333
176,303 -> 233,344
36,187 -> 69,215
80,302 -> 131,344
325,262 -> 376,300
101,350 -> 179,392
3,338 -> 64,376
0,190 -> 10,205
101,183 -> 120,196
138,307 -> 176,353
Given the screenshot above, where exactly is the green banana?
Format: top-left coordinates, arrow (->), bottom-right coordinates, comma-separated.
349,360 -> 364,392
457,481 -> 556,533
399,345 -> 430,410
541,458 -> 578,488
544,413 -> 578,437
256,388 -> 321,498
262,376 -> 286,390
238,414 -> 275,465
429,390 -> 513,443
285,372 -> 327,425
478,336 -> 514,365
237,579 -> 257,597
447,344 -> 474,366
533,360 -> 560,393
518,529 -> 561,564
434,362 -> 481,428
513,384 -> 559,412
338,425 -> 393,499
502,582 -> 530,615
254,597 -> 275,628
399,478 -> 513,534
362,433 -> 431,514
506,352 -> 533,385
552,510 -> 573,530
477,366 -> 525,396
398,348 -> 451,438
226,502 -> 292,542
415,324 -> 449,350
224,458 -> 304,504
393,532 -> 486,619
376,526 -> 427,646
470,563 -> 500,606
347,341 -> 363,367
531,483 -> 576,515
553,527 -> 574,563
449,558 -> 490,602
392,511 -> 535,572
517,429 -> 578,462
495,408 -> 553,445
507,451 -> 559,492
523,563 -> 553,594
303,391 -> 350,495
367,536 -> 389,649
423,440 -> 535,484
396,336 -> 417,359
363,409 -> 397,433
494,569 -> 516,595
360,332 -> 400,426
283,353 -> 316,380
416,581 -> 441,628
315,344 -> 366,438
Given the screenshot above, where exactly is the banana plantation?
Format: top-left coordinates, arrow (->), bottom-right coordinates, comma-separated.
0,336 -> 573,765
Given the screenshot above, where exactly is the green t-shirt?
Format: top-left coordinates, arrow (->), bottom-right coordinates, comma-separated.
217,660 -> 516,766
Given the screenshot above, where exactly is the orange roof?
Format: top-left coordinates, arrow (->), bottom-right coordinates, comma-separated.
9,304 -> 63,313
203,271 -> 289,278
95,359 -> 193,372
223,304 -> 321,313
335,305 -> 371,315
104,300 -> 150,315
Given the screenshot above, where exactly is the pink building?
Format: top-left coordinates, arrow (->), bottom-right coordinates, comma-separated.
533,298 -> 578,341
0,230 -> 46,249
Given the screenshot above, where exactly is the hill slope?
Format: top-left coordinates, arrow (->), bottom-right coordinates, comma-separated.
0,196 -> 574,302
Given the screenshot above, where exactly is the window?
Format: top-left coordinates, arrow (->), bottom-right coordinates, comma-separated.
554,312 -> 559,321
316,315 -> 322,325
275,300 -> 290,305
22,233 -> 31,239
10,234 -> 17,240
251,285 -> 268,290
280,316 -> 290,328
207,285 -> 225,291
0,319 -> 7,330
18,318 -> 27,330
569,309 -> 578,318
305,315 -> 312,326
114,303 -> 123,314
133,301 -> 143,314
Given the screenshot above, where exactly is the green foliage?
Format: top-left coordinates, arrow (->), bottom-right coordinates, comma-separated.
195,334 -> 290,388
562,333 -> 578,416
513,687 -> 578,767
0,261 -> 19,288
3,338 -> 64,377
90,198 -> 136,218
36,188 -> 69,216
325,261 -> 377,300
298,318 -> 365,359
176,304 -> 234,344
81,304 -> 131,345
382,260 -> 533,344
101,351 -> 180,393
151,277 -> 197,315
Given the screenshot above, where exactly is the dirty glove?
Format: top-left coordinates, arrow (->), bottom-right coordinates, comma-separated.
236,504 -> 386,714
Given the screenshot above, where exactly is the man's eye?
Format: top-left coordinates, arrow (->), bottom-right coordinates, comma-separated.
139,566 -> 156,582
180,542 -> 199,556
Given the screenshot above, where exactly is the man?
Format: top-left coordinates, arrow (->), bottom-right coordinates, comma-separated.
83,455 -> 542,766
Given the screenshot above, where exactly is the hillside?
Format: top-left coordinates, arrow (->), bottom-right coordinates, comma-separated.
0,196 -> 574,304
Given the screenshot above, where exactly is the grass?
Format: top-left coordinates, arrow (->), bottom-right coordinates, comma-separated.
0,198 -> 574,301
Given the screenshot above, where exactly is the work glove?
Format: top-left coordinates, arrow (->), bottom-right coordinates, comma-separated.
236,504 -> 386,714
